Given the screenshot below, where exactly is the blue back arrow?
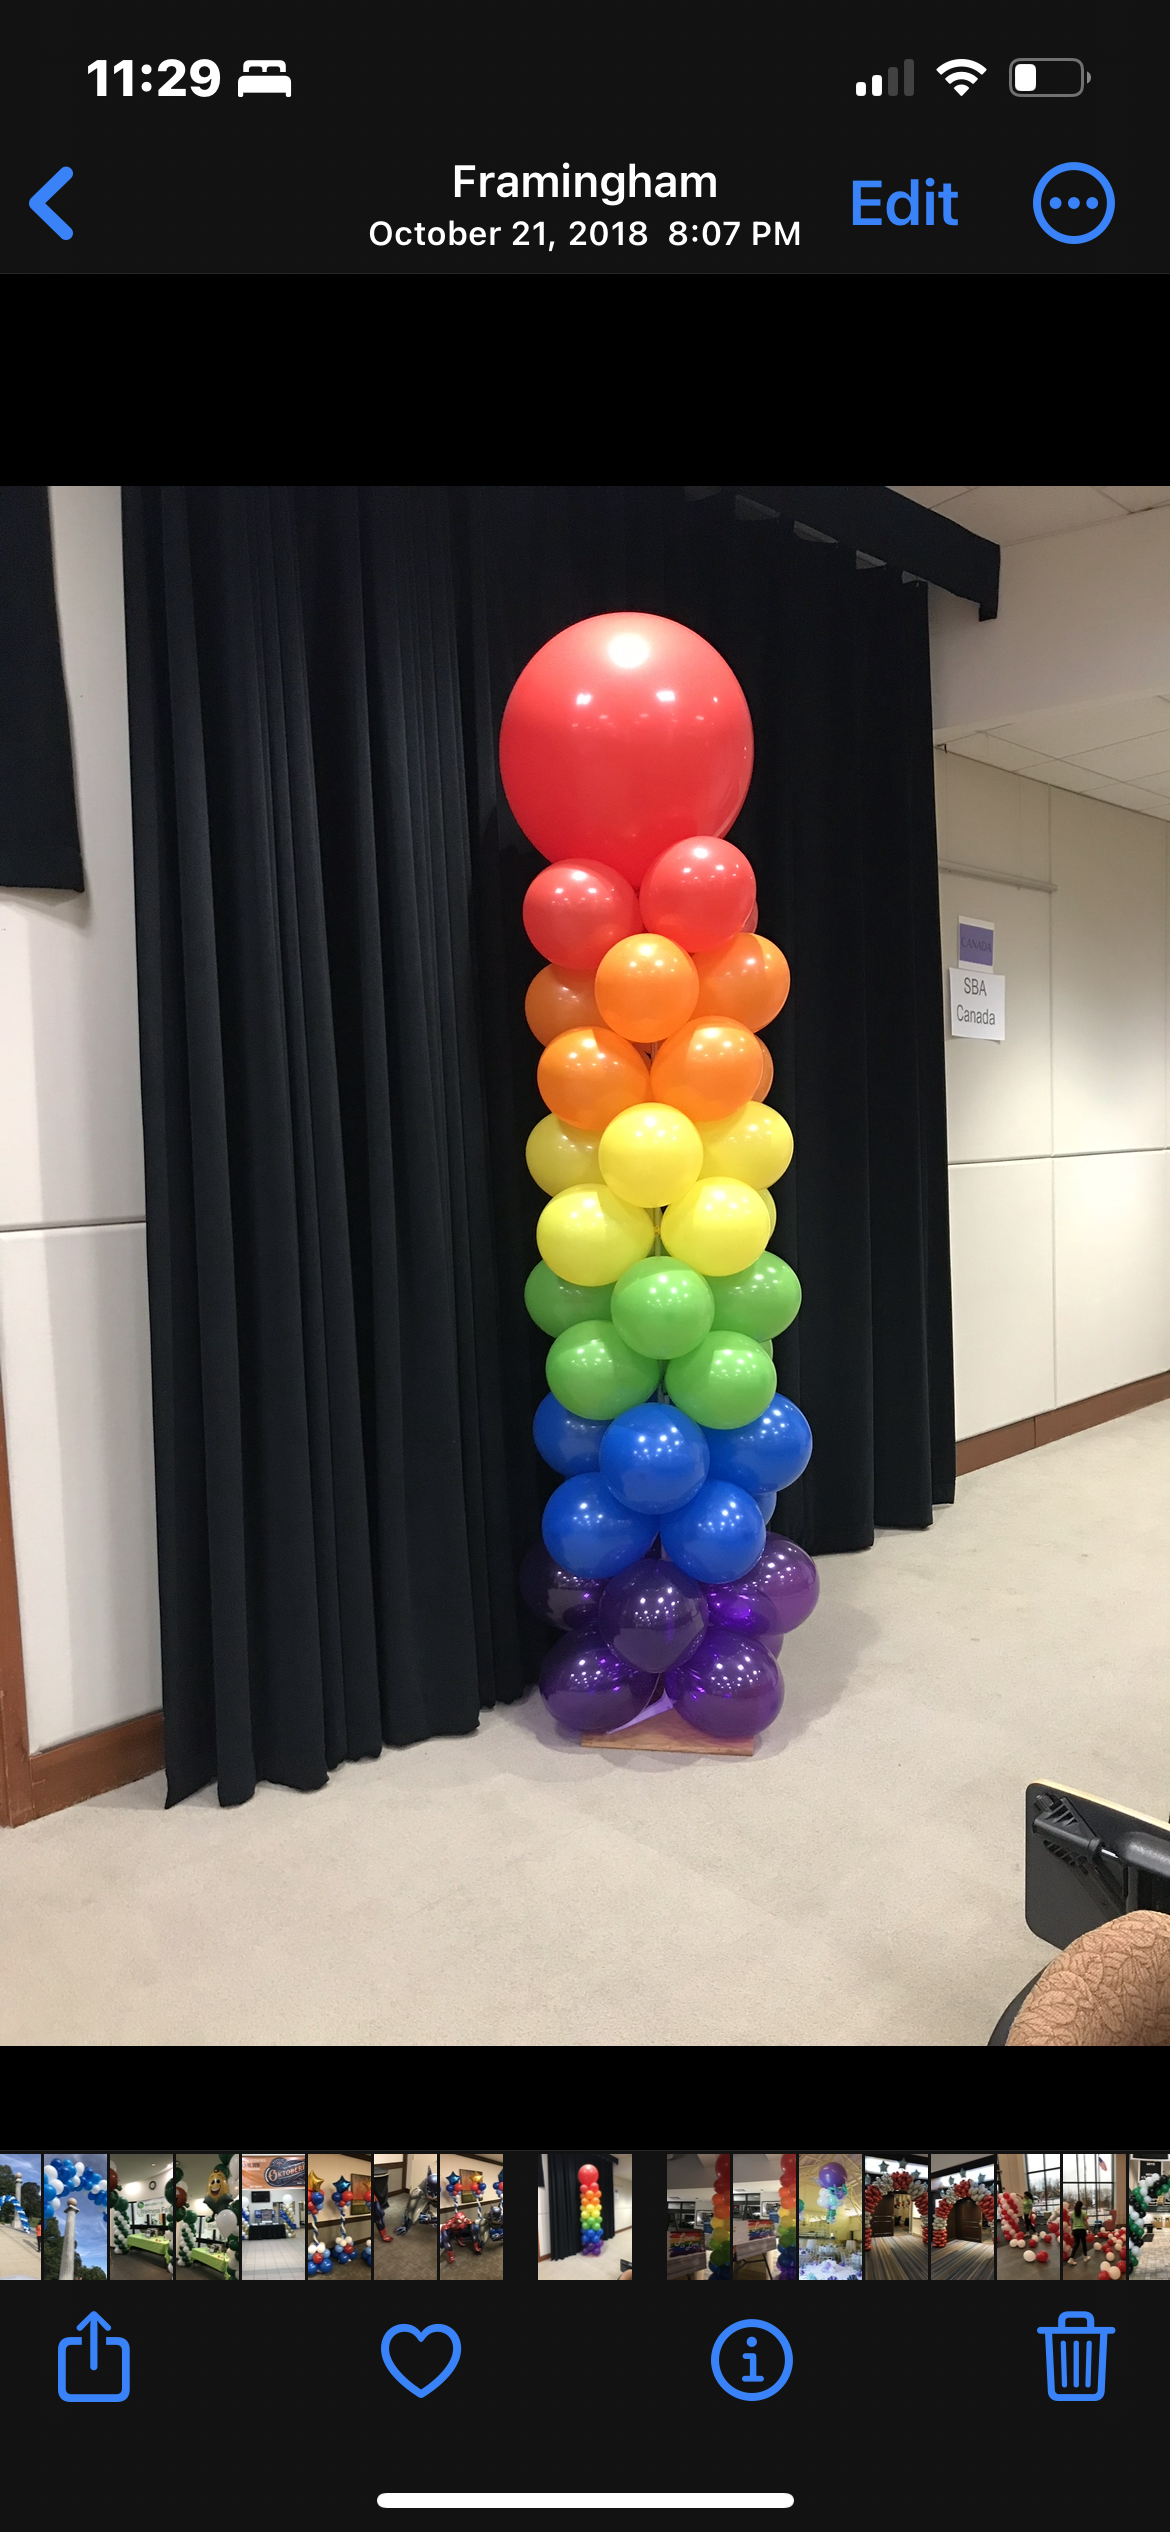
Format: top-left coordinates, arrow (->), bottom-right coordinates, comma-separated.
30,167 -> 73,238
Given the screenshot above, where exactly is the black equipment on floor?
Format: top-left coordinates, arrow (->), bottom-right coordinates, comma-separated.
990,1780 -> 1170,2041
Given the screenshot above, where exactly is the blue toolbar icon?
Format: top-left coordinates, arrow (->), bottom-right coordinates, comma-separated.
711,2318 -> 793,2401
1033,162 -> 1114,242
58,2311 -> 130,2403
1038,2310 -> 1113,2403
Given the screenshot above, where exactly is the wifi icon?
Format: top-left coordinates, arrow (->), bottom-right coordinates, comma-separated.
937,57 -> 986,94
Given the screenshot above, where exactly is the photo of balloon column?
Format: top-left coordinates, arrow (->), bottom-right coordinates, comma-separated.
798,2153 -> 863,2280
665,2151 -> 731,2281
862,2155 -> 928,2279
505,614 -> 819,1746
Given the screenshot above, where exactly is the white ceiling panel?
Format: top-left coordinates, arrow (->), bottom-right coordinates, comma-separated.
1094,486 -> 1170,511
987,696 -> 1170,759
932,485 -> 1128,543
1067,731 -> 1170,779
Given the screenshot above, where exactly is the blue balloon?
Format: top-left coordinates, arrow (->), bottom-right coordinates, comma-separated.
599,1402 -> 709,1516
754,1491 -> 777,1522
703,1395 -> 813,1494
533,1392 -> 609,1477
542,1475 -> 658,1580
659,1480 -> 765,1585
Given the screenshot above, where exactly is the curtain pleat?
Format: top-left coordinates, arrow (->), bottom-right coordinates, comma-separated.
124,483 -> 953,1809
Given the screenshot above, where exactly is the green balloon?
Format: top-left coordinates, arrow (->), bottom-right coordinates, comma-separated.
611,1257 -> 715,1360
703,1252 -> 801,1342
547,1321 -> 663,1420
665,1329 -> 777,1430
525,1261 -> 614,1339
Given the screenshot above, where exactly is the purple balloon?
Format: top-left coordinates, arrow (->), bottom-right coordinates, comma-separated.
519,1543 -> 604,1632
597,1557 -> 707,1674
663,1626 -> 783,1739
539,1628 -> 660,1734
742,1535 -> 820,1632
704,1577 -> 781,1641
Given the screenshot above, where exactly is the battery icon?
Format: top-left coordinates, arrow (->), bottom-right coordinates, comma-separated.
1010,58 -> 1087,95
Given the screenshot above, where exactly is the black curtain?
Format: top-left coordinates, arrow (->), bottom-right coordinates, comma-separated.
124,484 -> 953,1810
543,2151 -> 617,2258
0,488 -> 84,889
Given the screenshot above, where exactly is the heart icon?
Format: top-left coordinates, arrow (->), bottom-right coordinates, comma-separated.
380,2323 -> 462,2398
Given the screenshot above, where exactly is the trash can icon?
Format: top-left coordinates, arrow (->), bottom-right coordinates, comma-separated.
1038,2310 -> 1113,2403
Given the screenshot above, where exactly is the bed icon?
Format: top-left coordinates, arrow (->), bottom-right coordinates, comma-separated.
238,59 -> 292,97
1038,2310 -> 1113,2403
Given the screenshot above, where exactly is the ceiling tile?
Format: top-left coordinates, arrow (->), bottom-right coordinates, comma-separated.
1039,765 -> 1170,818
887,486 -> 971,506
933,485 -> 1129,542
945,735 -> 1072,783
988,696 -> 1170,758
1125,770 -> 1170,799
1067,731 -> 1170,779
1094,486 -> 1170,511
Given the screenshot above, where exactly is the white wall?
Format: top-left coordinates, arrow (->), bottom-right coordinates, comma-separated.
0,485 -> 160,1749
938,749 -> 1170,1437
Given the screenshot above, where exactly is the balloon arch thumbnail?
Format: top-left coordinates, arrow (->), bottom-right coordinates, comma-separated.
505,614 -> 819,1742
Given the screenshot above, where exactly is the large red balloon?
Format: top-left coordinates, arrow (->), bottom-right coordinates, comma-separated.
499,613 -> 754,889
523,861 -> 641,970
640,837 -> 756,953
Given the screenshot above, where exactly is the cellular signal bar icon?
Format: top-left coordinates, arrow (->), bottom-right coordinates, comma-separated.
855,58 -> 914,96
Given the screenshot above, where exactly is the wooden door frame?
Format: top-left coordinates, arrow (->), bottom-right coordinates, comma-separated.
0,1382 -> 35,1824
0,1375 -> 164,1826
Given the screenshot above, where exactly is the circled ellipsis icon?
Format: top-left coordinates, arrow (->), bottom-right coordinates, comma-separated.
1033,162 -> 1115,242
711,2317 -> 793,2401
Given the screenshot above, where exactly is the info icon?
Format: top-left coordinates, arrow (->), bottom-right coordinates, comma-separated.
711,2319 -> 793,2402
1033,162 -> 1114,242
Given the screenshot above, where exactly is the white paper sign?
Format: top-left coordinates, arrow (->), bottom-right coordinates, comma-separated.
949,966 -> 1005,1040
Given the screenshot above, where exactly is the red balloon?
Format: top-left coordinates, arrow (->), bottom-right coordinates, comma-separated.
523,861 -> 640,970
640,837 -> 756,953
499,613 -> 754,888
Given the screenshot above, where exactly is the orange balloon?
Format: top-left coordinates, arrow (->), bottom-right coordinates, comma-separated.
537,1026 -> 651,1132
525,963 -> 601,1045
692,933 -> 790,1031
593,932 -> 699,1042
755,1042 -> 774,1100
650,1017 -> 763,1123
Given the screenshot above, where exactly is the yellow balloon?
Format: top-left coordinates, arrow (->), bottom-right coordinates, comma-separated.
761,1188 -> 777,1237
659,1176 -> 770,1277
537,1183 -> 655,1286
699,1101 -> 794,1190
598,1102 -> 703,1208
526,1112 -> 603,1196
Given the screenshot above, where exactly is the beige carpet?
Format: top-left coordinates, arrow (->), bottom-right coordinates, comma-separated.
5,1402 -> 1169,2048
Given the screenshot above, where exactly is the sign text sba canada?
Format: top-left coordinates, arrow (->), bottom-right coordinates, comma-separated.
949,966 -> 1005,1040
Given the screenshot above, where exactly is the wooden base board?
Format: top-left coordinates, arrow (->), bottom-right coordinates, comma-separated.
581,1709 -> 755,1755
956,1369 -> 1170,1476
24,1710 -> 165,1823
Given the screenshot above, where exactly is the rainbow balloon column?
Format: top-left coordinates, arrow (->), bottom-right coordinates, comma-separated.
778,2151 -> 798,2281
709,2152 -> 733,2279
505,614 -> 820,1743
578,2162 -> 604,2257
